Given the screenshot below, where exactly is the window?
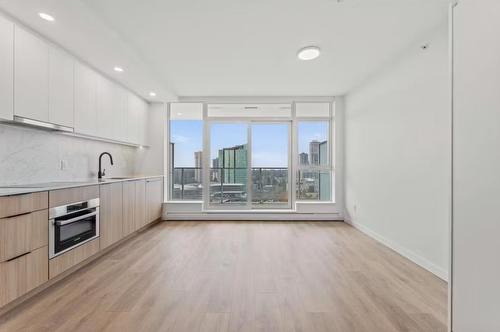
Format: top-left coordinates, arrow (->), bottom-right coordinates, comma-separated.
296,103 -> 332,201
169,104 -> 203,200
168,102 -> 334,206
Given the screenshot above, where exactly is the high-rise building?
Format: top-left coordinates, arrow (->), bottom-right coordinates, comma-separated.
211,158 -> 220,181
299,152 -> 309,166
309,140 -> 320,165
219,144 -> 248,184
194,151 -> 202,182
319,141 -> 328,166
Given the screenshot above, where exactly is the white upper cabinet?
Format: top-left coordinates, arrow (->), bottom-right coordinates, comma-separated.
4,19 -> 148,146
127,93 -> 142,145
96,75 -> 115,139
114,86 -> 128,142
126,93 -> 148,145
138,99 -> 148,146
48,47 -> 74,128
74,62 -> 98,136
14,26 -> 49,122
0,15 -> 13,121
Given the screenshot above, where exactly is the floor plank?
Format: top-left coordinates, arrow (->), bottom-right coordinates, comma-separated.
0,221 -> 448,332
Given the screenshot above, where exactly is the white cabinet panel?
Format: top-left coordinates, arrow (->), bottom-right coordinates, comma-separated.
48,47 -> 74,127
0,16 -> 13,121
96,75 -> 114,139
138,99 -> 148,146
14,26 -> 49,122
114,86 -> 128,142
127,93 -> 141,144
74,63 -> 97,136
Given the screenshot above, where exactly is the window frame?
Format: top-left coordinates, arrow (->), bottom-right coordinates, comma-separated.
167,101 -> 335,207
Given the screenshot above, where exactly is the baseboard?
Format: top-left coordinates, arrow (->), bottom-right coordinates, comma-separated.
344,218 -> 448,281
165,213 -> 343,221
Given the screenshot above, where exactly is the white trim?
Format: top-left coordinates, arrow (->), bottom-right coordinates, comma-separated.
344,218 -> 449,281
165,213 -> 342,221
178,96 -> 335,103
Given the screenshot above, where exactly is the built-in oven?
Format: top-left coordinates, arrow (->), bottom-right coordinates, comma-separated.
49,198 -> 100,259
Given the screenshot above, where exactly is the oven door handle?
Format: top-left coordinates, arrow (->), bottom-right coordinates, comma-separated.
54,211 -> 98,226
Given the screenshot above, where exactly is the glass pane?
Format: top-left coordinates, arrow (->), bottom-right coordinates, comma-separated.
296,170 -> 331,201
210,123 -> 248,207
251,124 -> 289,208
170,120 -> 203,200
297,121 -> 329,167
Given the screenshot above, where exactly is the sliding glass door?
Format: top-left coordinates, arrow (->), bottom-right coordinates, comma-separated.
209,123 -> 248,208
206,121 -> 290,210
251,123 -> 290,208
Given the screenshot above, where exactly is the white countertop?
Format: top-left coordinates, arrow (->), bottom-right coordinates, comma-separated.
0,176 -> 164,197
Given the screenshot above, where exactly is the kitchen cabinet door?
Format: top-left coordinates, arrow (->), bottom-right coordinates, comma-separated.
0,246 -> 48,307
100,182 -> 124,249
0,15 -> 13,121
114,86 -> 128,142
138,98 -> 149,146
122,181 -> 136,236
127,93 -> 141,144
96,75 -> 114,140
48,46 -> 74,128
135,180 -> 146,230
146,178 -> 163,224
74,63 -> 98,136
14,26 -> 49,122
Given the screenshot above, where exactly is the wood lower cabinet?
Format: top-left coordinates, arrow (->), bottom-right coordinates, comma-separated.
100,183 -> 124,249
0,209 -> 48,262
49,239 -> 99,279
122,181 -> 136,236
0,246 -> 48,307
123,180 -> 147,235
135,180 -> 146,229
146,178 -> 163,224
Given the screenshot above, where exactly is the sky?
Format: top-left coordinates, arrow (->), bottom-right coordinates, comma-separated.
170,120 -> 328,167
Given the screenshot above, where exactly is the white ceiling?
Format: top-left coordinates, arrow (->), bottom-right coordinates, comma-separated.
0,0 -> 448,99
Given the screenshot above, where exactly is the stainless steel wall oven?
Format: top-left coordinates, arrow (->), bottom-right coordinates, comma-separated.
49,198 -> 100,259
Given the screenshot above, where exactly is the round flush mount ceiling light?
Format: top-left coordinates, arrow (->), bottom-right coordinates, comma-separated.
149,92 -> 157,97
297,46 -> 321,61
113,66 -> 124,72
38,12 -> 55,22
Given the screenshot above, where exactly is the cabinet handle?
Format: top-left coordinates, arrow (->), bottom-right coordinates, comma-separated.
6,251 -> 31,262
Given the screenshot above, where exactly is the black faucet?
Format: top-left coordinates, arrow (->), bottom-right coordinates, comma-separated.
98,152 -> 113,179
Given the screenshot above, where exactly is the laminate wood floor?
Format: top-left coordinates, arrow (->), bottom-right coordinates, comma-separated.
0,221 -> 448,332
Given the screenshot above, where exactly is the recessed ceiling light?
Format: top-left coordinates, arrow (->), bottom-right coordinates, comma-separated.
113,66 -> 124,72
38,12 -> 55,22
177,112 -> 183,116
297,46 -> 321,61
149,92 -> 156,97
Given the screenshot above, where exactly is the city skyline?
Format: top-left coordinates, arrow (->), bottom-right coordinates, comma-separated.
171,121 -> 328,167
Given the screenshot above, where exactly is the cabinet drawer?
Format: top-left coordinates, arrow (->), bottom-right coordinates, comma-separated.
49,238 -> 99,279
0,192 -> 48,218
0,210 -> 49,262
49,185 -> 99,208
0,246 -> 48,307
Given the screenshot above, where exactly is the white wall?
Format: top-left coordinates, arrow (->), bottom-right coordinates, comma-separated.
452,1 -> 500,331
344,22 -> 450,280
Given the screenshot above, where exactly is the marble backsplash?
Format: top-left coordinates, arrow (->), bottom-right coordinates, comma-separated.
0,123 -> 140,185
